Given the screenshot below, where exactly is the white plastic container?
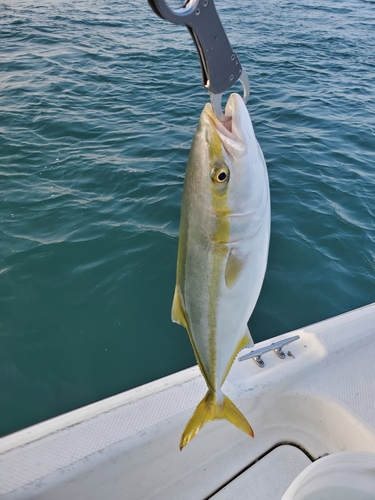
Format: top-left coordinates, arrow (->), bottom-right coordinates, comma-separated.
282,451 -> 375,500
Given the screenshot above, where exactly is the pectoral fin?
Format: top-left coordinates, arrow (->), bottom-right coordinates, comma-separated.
171,285 -> 188,329
225,248 -> 244,289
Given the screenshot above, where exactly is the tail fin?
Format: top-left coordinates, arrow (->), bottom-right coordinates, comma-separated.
180,390 -> 254,450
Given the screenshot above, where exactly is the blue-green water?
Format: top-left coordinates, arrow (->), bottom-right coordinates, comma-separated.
0,0 -> 374,438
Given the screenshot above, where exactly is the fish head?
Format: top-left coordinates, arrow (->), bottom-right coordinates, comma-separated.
187,93 -> 260,228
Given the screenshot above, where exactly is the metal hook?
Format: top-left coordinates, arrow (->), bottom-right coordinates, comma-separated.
210,70 -> 250,122
148,0 -> 250,119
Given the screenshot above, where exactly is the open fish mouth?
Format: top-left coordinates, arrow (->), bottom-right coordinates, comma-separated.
203,94 -> 248,158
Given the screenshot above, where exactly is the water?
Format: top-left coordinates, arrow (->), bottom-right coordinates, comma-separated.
0,0 -> 374,438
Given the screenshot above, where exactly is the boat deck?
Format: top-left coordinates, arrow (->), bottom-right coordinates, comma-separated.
212,445 -> 312,499
1,303 -> 375,499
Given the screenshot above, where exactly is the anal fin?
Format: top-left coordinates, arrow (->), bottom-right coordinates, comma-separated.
243,326 -> 254,348
220,327 -> 254,386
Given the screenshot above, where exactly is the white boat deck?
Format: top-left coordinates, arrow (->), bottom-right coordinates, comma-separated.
1,302 -> 375,499
212,445 -> 312,499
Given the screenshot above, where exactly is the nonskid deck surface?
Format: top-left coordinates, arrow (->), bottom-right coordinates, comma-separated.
1,303 -> 375,499
211,445 -> 312,500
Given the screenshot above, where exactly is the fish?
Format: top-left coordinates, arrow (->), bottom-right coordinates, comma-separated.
172,93 -> 271,450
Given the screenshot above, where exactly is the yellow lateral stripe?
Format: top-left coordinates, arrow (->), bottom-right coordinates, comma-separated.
207,122 -> 232,389
176,288 -> 213,391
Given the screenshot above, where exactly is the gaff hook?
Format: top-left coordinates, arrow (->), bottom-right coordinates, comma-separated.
147,0 -> 250,121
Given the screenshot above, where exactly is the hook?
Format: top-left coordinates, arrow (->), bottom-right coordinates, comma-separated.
148,0 -> 250,116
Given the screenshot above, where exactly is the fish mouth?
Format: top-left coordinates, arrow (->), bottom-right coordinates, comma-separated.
206,104 -> 234,138
204,94 -> 247,156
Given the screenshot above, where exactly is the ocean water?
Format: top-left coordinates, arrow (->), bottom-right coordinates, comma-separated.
0,0 -> 374,437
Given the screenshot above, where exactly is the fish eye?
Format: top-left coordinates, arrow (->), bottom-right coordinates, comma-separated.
211,165 -> 230,184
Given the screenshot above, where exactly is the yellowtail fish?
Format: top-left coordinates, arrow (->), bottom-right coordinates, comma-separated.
172,93 -> 271,450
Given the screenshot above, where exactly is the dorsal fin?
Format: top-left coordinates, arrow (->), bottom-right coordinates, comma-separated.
171,285 -> 188,329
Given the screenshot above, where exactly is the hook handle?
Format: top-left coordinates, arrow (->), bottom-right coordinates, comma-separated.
147,0 -> 243,95
148,0 -> 196,24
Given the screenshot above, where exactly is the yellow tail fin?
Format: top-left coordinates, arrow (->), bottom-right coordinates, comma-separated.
180,390 -> 254,450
